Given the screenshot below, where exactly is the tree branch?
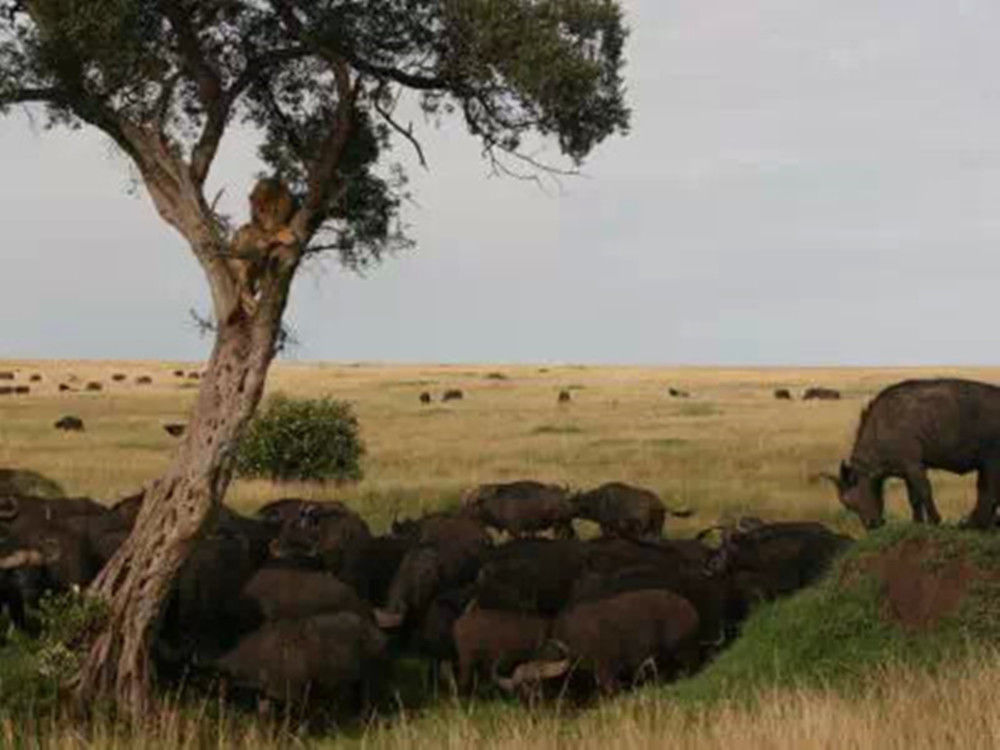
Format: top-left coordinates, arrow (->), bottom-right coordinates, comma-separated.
372,90 -> 428,170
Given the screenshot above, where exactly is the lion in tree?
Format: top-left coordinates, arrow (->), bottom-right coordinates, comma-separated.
228,178 -> 298,311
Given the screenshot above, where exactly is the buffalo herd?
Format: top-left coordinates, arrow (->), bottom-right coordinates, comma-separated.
0,478 -> 852,716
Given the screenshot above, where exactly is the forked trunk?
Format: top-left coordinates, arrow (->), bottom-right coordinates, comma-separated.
73,300 -> 284,718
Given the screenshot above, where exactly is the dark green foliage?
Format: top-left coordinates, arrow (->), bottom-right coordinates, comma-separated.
0,591 -> 107,716
668,524 -> 1000,705
235,394 -> 365,483
0,1 -> 630,270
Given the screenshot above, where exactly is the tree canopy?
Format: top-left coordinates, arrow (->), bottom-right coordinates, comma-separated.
1,0 -> 629,270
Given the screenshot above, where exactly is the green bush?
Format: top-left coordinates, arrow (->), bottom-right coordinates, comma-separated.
235,394 -> 365,483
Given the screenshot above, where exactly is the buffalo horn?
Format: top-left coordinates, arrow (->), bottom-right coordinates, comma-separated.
510,659 -> 571,686
0,549 -> 44,569
374,608 -> 405,630
0,497 -> 19,521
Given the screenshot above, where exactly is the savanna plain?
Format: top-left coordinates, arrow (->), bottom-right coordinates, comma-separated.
1,360 -> 999,749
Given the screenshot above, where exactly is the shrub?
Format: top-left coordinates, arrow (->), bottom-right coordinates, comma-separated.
235,394 -> 365,483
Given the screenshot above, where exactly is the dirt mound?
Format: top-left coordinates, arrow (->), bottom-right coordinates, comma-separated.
862,537 -> 980,631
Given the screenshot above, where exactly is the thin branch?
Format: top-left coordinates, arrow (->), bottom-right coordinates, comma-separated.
372,94 -> 428,170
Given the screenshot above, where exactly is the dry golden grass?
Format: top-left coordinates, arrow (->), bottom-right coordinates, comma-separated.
1,359 -> 996,533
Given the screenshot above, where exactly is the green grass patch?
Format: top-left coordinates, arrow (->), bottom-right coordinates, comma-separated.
665,524 -> 1000,706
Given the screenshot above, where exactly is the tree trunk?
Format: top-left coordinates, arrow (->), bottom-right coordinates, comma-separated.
73,290 -> 286,718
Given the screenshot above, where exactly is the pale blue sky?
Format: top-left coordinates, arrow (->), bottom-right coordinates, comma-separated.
3,0 -> 1000,365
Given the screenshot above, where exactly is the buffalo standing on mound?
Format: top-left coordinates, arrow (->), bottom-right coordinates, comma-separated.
823,378 -> 1000,529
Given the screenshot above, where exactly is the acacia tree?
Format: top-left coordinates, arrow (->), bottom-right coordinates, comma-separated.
0,0 -> 629,716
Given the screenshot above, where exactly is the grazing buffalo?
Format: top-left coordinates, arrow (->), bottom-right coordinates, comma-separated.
54,416 -> 84,432
338,535 -> 412,606
462,480 -> 575,538
173,369 -> 184,377
58,384 -> 72,392
187,372 -> 200,380
668,388 -> 690,398
0,372 -> 12,380
442,389 -> 464,402
0,470 -> 64,499
419,392 -> 432,404
501,589 -> 700,696
453,608 -> 551,693
823,379 -> 1000,529
774,388 -> 792,400
13,387 -> 28,395
558,390 -> 571,403
573,482 -> 691,539
111,373 -> 126,382
803,387 -> 840,400
163,423 -> 185,437
84,382 -> 102,392
0,387 -> 11,396
28,374 -> 41,383
213,612 -> 387,711
136,376 -> 153,385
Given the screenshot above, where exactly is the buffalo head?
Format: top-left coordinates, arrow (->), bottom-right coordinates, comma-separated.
820,461 -> 885,530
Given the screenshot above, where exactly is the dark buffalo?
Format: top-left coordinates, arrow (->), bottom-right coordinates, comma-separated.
699,518 -> 852,623
442,389 -> 464,402
173,369 -> 184,377
111,373 -> 126,382
774,388 -> 792,400
58,384 -> 72,392
54,416 -> 84,432
453,607 -> 551,693
163,423 -> 185,437
476,538 -> 586,616
411,583 -> 477,666
84,381 -> 102,392
668,388 -> 690,398
573,482 -> 691,539
136,375 -> 153,385
0,387 -> 11,396
462,480 -> 575,538
29,374 -> 41,383
578,537 -> 726,648
237,565 -> 372,623
213,612 -> 387,712
558,390 -> 571,403
375,535 -> 484,630
338,535 -> 412,606
803,387 -> 840,400
270,502 -> 371,573
419,392 -> 432,404
13,386 -> 28,395
824,379 -> 1000,529
502,589 -> 700,696
0,372 -> 12,380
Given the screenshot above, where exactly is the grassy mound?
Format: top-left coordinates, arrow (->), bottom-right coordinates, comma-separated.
671,523 -> 1000,705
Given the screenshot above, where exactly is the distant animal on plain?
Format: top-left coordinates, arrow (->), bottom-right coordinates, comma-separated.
163,423 -> 186,438
442,389 -> 463,402
13,386 -> 28,395
0,387 -> 11,396
136,376 -> 152,385
54,416 -> 84,432
821,378 -> 1000,530
173,369 -> 184,377
58,384 -> 72,392
773,389 -> 792,400
28,374 -> 41,383
419,392 -> 432,404
84,382 -> 102,392
558,390 -> 571,403
111,374 -> 126,382
187,372 -> 200,380
0,372 -> 12,380
802,387 -> 839,400
668,388 -> 690,398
